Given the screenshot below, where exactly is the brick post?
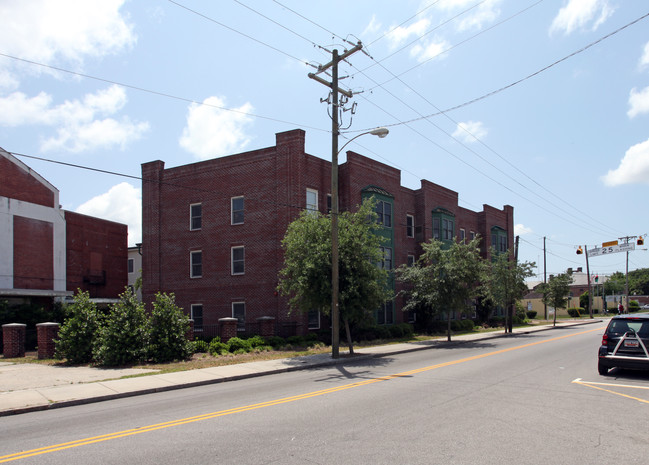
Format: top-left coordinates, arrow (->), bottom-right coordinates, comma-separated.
219,317 -> 238,343
257,316 -> 275,338
2,323 -> 27,358
36,322 -> 60,359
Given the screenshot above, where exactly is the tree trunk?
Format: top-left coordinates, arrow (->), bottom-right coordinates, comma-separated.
447,311 -> 452,342
344,317 -> 354,355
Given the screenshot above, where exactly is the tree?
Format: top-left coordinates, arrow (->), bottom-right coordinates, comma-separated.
54,290 -> 100,364
396,236 -> 487,341
278,199 -> 392,354
147,292 -> 193,363
540,271 -> 573,325
93,288 -> 148,366
486,249 -> 535,333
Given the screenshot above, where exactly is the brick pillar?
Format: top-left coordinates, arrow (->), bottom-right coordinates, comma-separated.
187,319 -> 195,341
257,316 -> 275,338
36,322 -> 60,359
2,323 -> 26,358
219,317 -> 238,343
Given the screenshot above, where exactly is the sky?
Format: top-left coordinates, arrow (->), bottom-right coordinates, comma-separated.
1,0 -> 648,282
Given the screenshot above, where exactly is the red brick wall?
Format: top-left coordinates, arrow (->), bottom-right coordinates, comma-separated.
0,155 -> 55,208
65,211 -> 127,298
142,129 -> 515,331
13,216 -> 53,289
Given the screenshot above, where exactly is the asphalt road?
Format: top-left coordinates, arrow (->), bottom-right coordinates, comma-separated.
2,322 -> 649,464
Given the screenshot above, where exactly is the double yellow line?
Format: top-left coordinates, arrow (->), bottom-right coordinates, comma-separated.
1,327 -> 600,463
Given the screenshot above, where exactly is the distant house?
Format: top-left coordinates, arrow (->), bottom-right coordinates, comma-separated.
0,147 -> 127,309
141,129 -> 514,336
128,245 -> 143,301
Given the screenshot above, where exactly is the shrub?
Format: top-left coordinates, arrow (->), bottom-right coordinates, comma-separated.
54,291 -> 100,364
567,308 -> 583,318
488,316 -> 505,328
146,293 -> 193,363
265,336 -> 286,349
629,301 -> 640,313
193,340 -> 209,353
526,311 -> 537,319
397,323 -> 414,338
286,335 -> 306,347
209,340 -> 230,356
226,337 -> 252,353
246,335 -> 266,348
388,324 -> 405,338
93,289 -> 147,366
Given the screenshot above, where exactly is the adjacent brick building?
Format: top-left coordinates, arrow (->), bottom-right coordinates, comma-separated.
0,148 -> 127,308
142,129 -> 514,336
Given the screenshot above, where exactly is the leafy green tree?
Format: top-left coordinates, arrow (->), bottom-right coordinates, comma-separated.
54,290 -> 100,364
540,271 -> 573,325
146,292 -> 193,363
604,271 -> 625,296
486,248 -> 535,333
396,236 -> 487,341
629,268 -> 649,295
93,288 -> 147,366
278,199 -> 392,354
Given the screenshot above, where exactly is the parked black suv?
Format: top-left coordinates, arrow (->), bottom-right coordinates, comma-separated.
598,313 -> 649,375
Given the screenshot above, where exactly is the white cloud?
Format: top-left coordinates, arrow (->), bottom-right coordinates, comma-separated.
0,85 -> 149,152
0,0 -> 135,70
410,39 -> 451,63
452,120 -> 488,143
363,15 -> 382,38
179,96 -> 254,160
549,0 -> 615,36
641,41 -> 649,69
75,182 -> 142,246
454,0 -> 502,32
628,86 -> 649,119
601,138 -> 649,186
387,18 -> 430,48
515,224 -> 533,236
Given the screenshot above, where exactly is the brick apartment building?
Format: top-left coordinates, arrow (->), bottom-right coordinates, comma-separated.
0,148 -> 127,308
142,129 -> 513,336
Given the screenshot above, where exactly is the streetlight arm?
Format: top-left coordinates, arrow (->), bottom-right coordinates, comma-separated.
338,127 -> 389,155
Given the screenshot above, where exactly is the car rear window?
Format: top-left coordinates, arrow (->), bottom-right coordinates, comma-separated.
608,320 -> 649,336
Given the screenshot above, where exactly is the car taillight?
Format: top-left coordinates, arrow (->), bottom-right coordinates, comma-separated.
602,333 -> 608,345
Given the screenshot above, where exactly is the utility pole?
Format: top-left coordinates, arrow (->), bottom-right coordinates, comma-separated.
584,245 -> 593,318
308,42 -> 363,359
543,236 -> 547,320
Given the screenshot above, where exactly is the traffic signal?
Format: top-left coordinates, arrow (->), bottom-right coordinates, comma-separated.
576,246 -> 583,255
595,274 -> 599,282
638,236 -> 644,246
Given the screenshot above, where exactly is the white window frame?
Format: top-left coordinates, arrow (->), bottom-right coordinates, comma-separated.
232,302 -> 245,331
190,203 -> 202,231
308,309 -> 320,330
460,228 -> 466,243
191,304 -> 203,332
231,246 -> 245,275
406,214 -> 414,238
306,188 -> 318,213
190,250 -> 202,278
231,196 -> 244,225
407,254 -> 415,267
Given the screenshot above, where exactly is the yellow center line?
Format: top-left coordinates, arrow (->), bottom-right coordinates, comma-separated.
572,379 -> 649,404
0,327 -> 600,463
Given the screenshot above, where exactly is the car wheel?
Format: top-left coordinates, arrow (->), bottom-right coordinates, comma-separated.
598,360 -> 609,375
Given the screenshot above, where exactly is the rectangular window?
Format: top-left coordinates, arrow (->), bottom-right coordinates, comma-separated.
375,200 -> 392,227
232,302 -> 245,331
190,250 -> 202,278
499,235 -> 508,253
378,301 -> 394,325
231,246 -> 245,275
380,246 -> 393,270
191,304 -> 203,332
442,218 -> 454,240
433,217 -> 440,239
190,203 -> 202,231
128,258 -> 134,274
470,231 -> 476,241
231,196 -> 244,225
407,254 -> 415,267
306,188 -> 318,212
406,214 -> 414,238
460,228 -> 466,243
327,194 -> 332,214
308,309 -> 320,330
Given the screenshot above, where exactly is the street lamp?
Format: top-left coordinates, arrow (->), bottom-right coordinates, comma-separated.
331,126 -> 389,359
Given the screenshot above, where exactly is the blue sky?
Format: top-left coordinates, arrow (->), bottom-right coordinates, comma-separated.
1,0 -> 648,281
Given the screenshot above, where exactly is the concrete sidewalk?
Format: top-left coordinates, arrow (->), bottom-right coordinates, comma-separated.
0,320 -> 603,416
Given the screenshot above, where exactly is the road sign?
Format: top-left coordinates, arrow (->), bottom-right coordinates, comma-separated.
588,242 -> 636,257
